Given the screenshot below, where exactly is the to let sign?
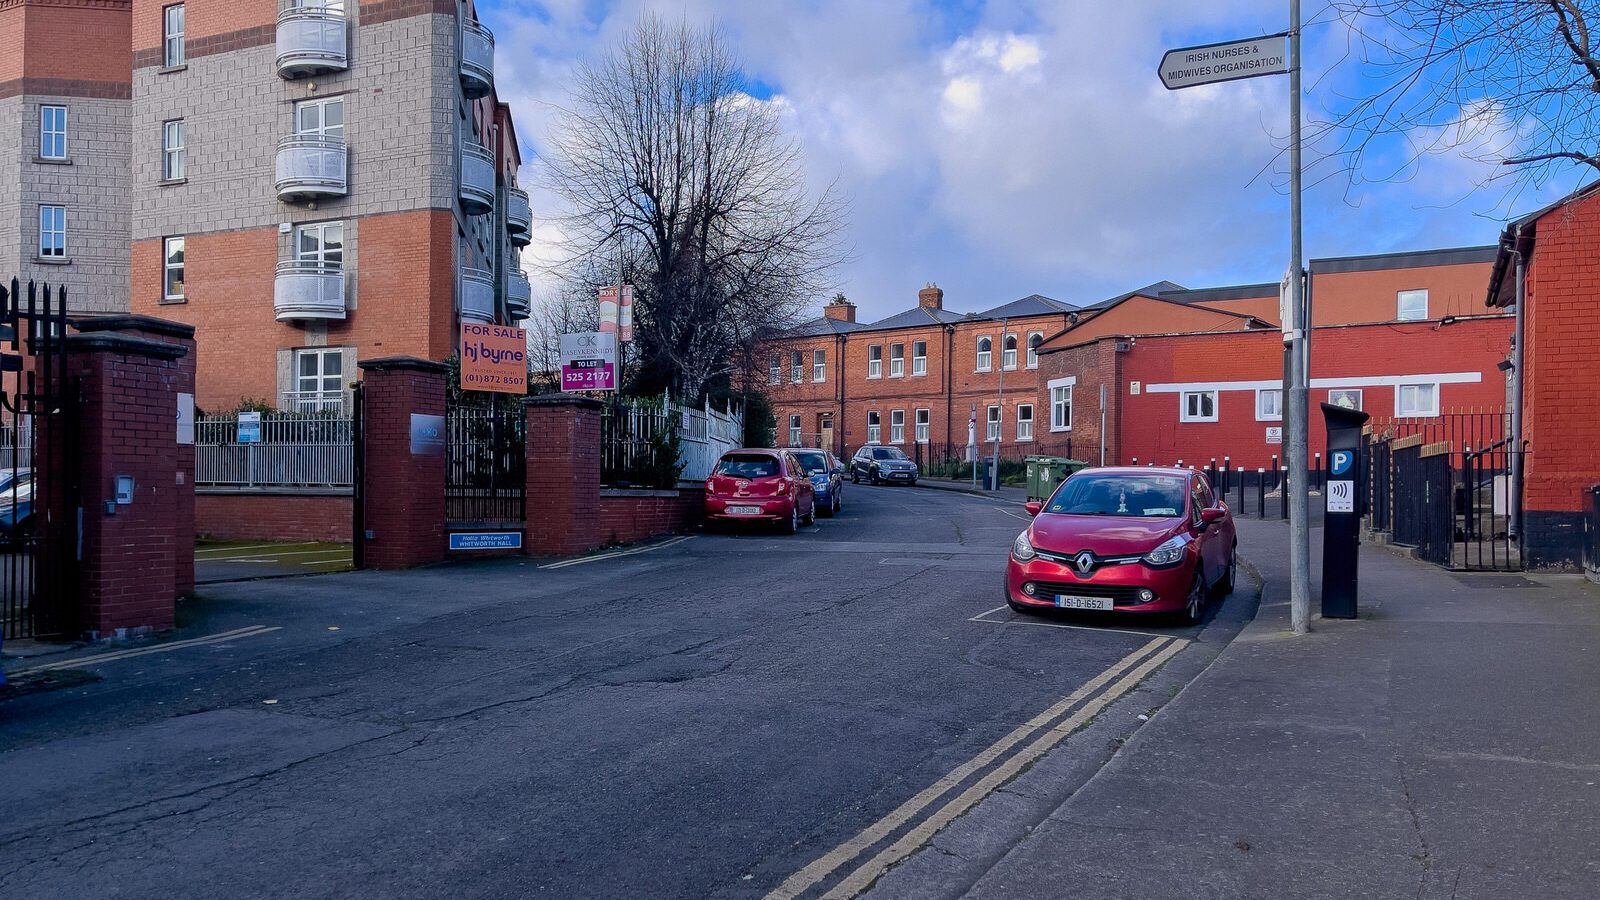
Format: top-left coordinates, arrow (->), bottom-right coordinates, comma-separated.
560,332 -> 617,392
1159,35 -> 1288,90
460,323 -> 528,394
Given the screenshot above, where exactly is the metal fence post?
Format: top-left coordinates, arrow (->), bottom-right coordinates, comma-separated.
1257,467 -> 1266,518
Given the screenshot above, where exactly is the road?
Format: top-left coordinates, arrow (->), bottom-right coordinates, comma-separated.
0,486 -> 1254,899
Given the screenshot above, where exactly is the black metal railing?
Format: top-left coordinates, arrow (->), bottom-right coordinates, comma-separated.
445,394 -> 526,524
601,400 -> 681,488
907,439 -> 1076,483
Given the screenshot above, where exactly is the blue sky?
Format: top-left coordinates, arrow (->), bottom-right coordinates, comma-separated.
480,0 -> 1593,321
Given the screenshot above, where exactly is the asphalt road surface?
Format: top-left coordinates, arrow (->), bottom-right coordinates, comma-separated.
0,485 -> 1251,899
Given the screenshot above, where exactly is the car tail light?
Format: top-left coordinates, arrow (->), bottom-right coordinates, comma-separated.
774,479 -> 791,496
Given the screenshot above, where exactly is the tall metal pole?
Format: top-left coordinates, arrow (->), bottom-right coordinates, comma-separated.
1288,0 -> 1312,635
992,319 -> 1008,491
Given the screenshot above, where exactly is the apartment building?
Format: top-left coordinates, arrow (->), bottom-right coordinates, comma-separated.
123,0 -> 530,413
0,0 -> 132,315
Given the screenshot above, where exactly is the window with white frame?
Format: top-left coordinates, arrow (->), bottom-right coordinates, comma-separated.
39,105 -> 67,160
1396,382 -> 1439,417
890,409 -> 905,443
1026,332 -> 1043,368
1002,334 -> 1018,370
295,348 -> 343,403
163,236 -> 185,300
1016,404 -> 1034,441
293,221 -> 343,268
1049,377 -> 1074,432
162,119 -> 185,180
889,342 -> 905,377
986,405 -> 1001,442
768,352 -> 781,384
294,96 -> 344,140
915,408 -> 930,443
163,4 -> 186,67
791,350 -> 804,383
1180,390 -> 1218,423
912,340 -> 927,376
976,336 -> 992,371
789,414 -> 802,446
812,348 -> 826,383
868,344 -> 882,378
1256,388 -> 1282,421
37,205 -> 65,259
1396,289 -> 1429,321
1328,388 -> 1363,411
867,411 -> 881,443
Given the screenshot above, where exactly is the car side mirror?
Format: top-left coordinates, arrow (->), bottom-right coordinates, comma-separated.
1024,501 -> 1043,517
1200,508 -> 1226,524
833,465 -> 845,475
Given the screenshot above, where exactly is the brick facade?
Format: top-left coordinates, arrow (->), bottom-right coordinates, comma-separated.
196,491 -> 352,543
597,489 -> 704,546
356,356 -> 447,569
524,394 -> 602,556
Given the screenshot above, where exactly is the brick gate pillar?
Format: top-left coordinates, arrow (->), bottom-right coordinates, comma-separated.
525,395 -> 603,555
65,322 -> 194,638
357,357 -> 448,569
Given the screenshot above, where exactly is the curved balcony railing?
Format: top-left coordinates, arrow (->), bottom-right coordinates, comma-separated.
276,8 -> 349,78
275,135 -> 348,201
459,140 -> 495,215
460,267 -> 495,324
506,270 -> 531,321
275,260 -> 346,321
460,18 -> 495,99
506,186 -> 531,243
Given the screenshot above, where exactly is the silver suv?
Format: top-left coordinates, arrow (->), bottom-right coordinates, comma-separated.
850,445 -> 919,485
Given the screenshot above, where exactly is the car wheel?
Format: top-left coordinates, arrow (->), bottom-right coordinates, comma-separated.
801,502 -> 815,527
851,469 -> 860,484
1217,543 -> 1237,596
870,468 -> 880,485
817,498 -> 833,518
781,505 -> 799,535
1181,571 -> 1207,626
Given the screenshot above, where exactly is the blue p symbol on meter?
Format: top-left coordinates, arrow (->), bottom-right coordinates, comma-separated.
1331,450 -> 1354,476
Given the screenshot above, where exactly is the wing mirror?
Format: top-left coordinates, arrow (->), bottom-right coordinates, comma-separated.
1024,501 -> 1043,517
1199,507 -> 1227,524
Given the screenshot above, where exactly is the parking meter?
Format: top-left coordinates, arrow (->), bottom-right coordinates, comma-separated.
1320,402 -> 1370,619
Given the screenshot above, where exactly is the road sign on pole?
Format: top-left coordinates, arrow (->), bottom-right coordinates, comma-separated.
1158,34 -> 1288,90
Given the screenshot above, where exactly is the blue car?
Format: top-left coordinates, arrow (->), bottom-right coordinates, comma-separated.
0,472 -> 34,545
794,449 -> 844,518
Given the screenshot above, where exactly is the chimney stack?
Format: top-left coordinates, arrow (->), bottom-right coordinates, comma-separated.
824,293 -> 856,323
918,283 -> 944,309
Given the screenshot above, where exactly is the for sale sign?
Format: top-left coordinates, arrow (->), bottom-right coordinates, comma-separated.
460,323 -> 528,394
560,332 -> 617,392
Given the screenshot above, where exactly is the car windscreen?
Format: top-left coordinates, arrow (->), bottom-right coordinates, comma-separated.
794,452 -> 830,475
1046,474 -> 1187,518
871,448 -> 907,460
714,454 -> 780,478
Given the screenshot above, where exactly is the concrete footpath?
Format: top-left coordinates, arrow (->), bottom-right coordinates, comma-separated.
950,518 -> 1600,899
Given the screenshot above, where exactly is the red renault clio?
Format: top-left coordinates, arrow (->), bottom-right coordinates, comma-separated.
704,448 -> 816,534
1006,467 -> 1236,624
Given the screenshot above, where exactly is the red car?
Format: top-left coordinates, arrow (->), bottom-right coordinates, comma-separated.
1006,467 -> 1237,624
704,448 -> 816,534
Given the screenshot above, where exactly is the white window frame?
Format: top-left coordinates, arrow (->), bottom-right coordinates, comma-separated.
867,411 -> 881,444
812,348 -> 826,383
914,408 -> 930,443
1048,376 -> 1075,432
293,221 -> 343,267
890,409 -> 905,444
791,350 -> 804,384
867,344 -> 882,379
1255,388 -> 1283,422
163,236 -> 185,300
294,347 -> 343,401
976,336 -> 992,372
1395,382 -> 1440,418
1002,334 -> 1018,370
39,105 -> 67,160
1180,390 -> 1219,423
889,342 -> 905,378
163,3 -> 186,67
912,340 -> 927,376
788,414 -> 802,447
986,405 -> 1001,442
1396,289 -> 1429,322
162,119 -> 185,180
1328,388 -> 1363,411
294,96 -> 345,140
1016,404 -> 1034,442
37,205 -> 66,259
1026,331 -> 1043,368
768,352 -> 781,384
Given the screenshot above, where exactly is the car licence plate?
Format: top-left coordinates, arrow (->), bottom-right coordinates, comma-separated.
1055,595 -> 1114,611
728,505 -> 762,515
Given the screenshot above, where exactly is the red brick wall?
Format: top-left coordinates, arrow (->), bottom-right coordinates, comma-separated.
596,489 -> 703,545
196,492 -> 352,543
6,0 -> 132,87
525,396 -> 601,555
357,358 -> 447,569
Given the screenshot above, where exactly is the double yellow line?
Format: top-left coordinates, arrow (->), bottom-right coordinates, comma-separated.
767,635 -> 1189,900
7,625 -> 282,678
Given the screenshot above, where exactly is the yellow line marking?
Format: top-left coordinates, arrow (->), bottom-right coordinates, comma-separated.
195,542 -> 325,555
10,626 -> 282,676
205,548 -> 352,561
764,636 -> 1173,900
820,638 -> 1190,899
539,535 -> 694,569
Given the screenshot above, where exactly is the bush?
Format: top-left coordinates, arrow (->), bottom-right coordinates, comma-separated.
742,391 -> 775,448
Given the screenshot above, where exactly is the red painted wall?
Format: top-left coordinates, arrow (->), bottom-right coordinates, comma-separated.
196,493 -> 352,543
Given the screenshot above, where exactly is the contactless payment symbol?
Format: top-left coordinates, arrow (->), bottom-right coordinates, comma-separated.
1331,450 -> 1354,477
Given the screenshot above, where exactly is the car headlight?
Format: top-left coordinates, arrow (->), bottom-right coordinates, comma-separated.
1012,530 -> 1037,561
1142,534 -> 1190,567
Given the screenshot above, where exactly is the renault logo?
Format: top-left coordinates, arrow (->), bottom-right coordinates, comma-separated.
1074,551 -> 1096,575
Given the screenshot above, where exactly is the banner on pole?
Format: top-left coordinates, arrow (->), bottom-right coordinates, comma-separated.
619,284 -> 634,343
560,332 -> 617,392
598,285 -> 619,334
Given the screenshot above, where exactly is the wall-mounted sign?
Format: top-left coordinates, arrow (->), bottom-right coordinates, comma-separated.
1326,480 -> 1355,513
460,323 -> 528,394
410,413 -> 445,456
177,392 -> 195,445
449,532 -> 523,551
237,411 -> 262,444
1129,381 -> 1141,395
1265,426 -> 1283,444
560,332 -> 617,392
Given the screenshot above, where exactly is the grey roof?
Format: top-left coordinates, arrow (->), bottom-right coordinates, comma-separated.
1081,280 -> 1187,311
975,293 -> 1078,319
856,304 -> 974,332
1308,245 -> 1497,275
782,316 -> 867,338
1159,282 -> 1278,304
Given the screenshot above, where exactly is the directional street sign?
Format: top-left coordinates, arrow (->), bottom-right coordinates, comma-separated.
1158,35 -> 1288,90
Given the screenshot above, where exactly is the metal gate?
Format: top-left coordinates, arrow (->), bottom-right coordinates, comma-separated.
446,393 -> 525,525
1,280 -> 74,639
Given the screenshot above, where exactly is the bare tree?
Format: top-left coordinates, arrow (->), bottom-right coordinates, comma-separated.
1319,1 -> 1600,193
526,279 -> 600,394
540,14 -> 847,402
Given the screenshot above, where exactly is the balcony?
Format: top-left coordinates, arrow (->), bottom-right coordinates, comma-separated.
275,136 -> 347,202
278,390 -> 348,415
506,186 -> 531,244
460,18 -> 495,99
275,261 -> 346,321
506,269 -> 531,321
276,7 -> 349,78
459,140 -> 495,215
460,267 -> 495,324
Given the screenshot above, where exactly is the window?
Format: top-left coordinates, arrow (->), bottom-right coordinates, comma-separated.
789,414 -> 802,447
39,105 -> 66,159
791,350 -> 804,384
294,96 -> 345,140
914,408 -> 930,443
912,340 -> 927,376
163,4 -> 186,67
867,411 -> 881,443
986,405 -> 1001,442
1328,389 -> 1363,411
868,345 -> 882,378
1016,404 -> 1034,441
768,352 -> 781,384
1180,390 -> 1218,423
162,119 -> 185,180
163,236 -> 185,300
890,409 -> 905,443
889,342 -> 904,377
1396,289 -> 1429,321
295,348 -> 343,402
37,206 -> 65,259
1049,377 -> 1074,432
294,221 -> 343,268
1002,334 -> 1018,370
813,348 -> 826,383
1396,382 -> 1439,417
1256,388 -> 1282,421
976,336 -> 992,371
1026,332 -> 1043,368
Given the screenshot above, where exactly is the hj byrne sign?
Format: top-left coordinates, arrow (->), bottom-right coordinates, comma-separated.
460,323 -> 528,394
